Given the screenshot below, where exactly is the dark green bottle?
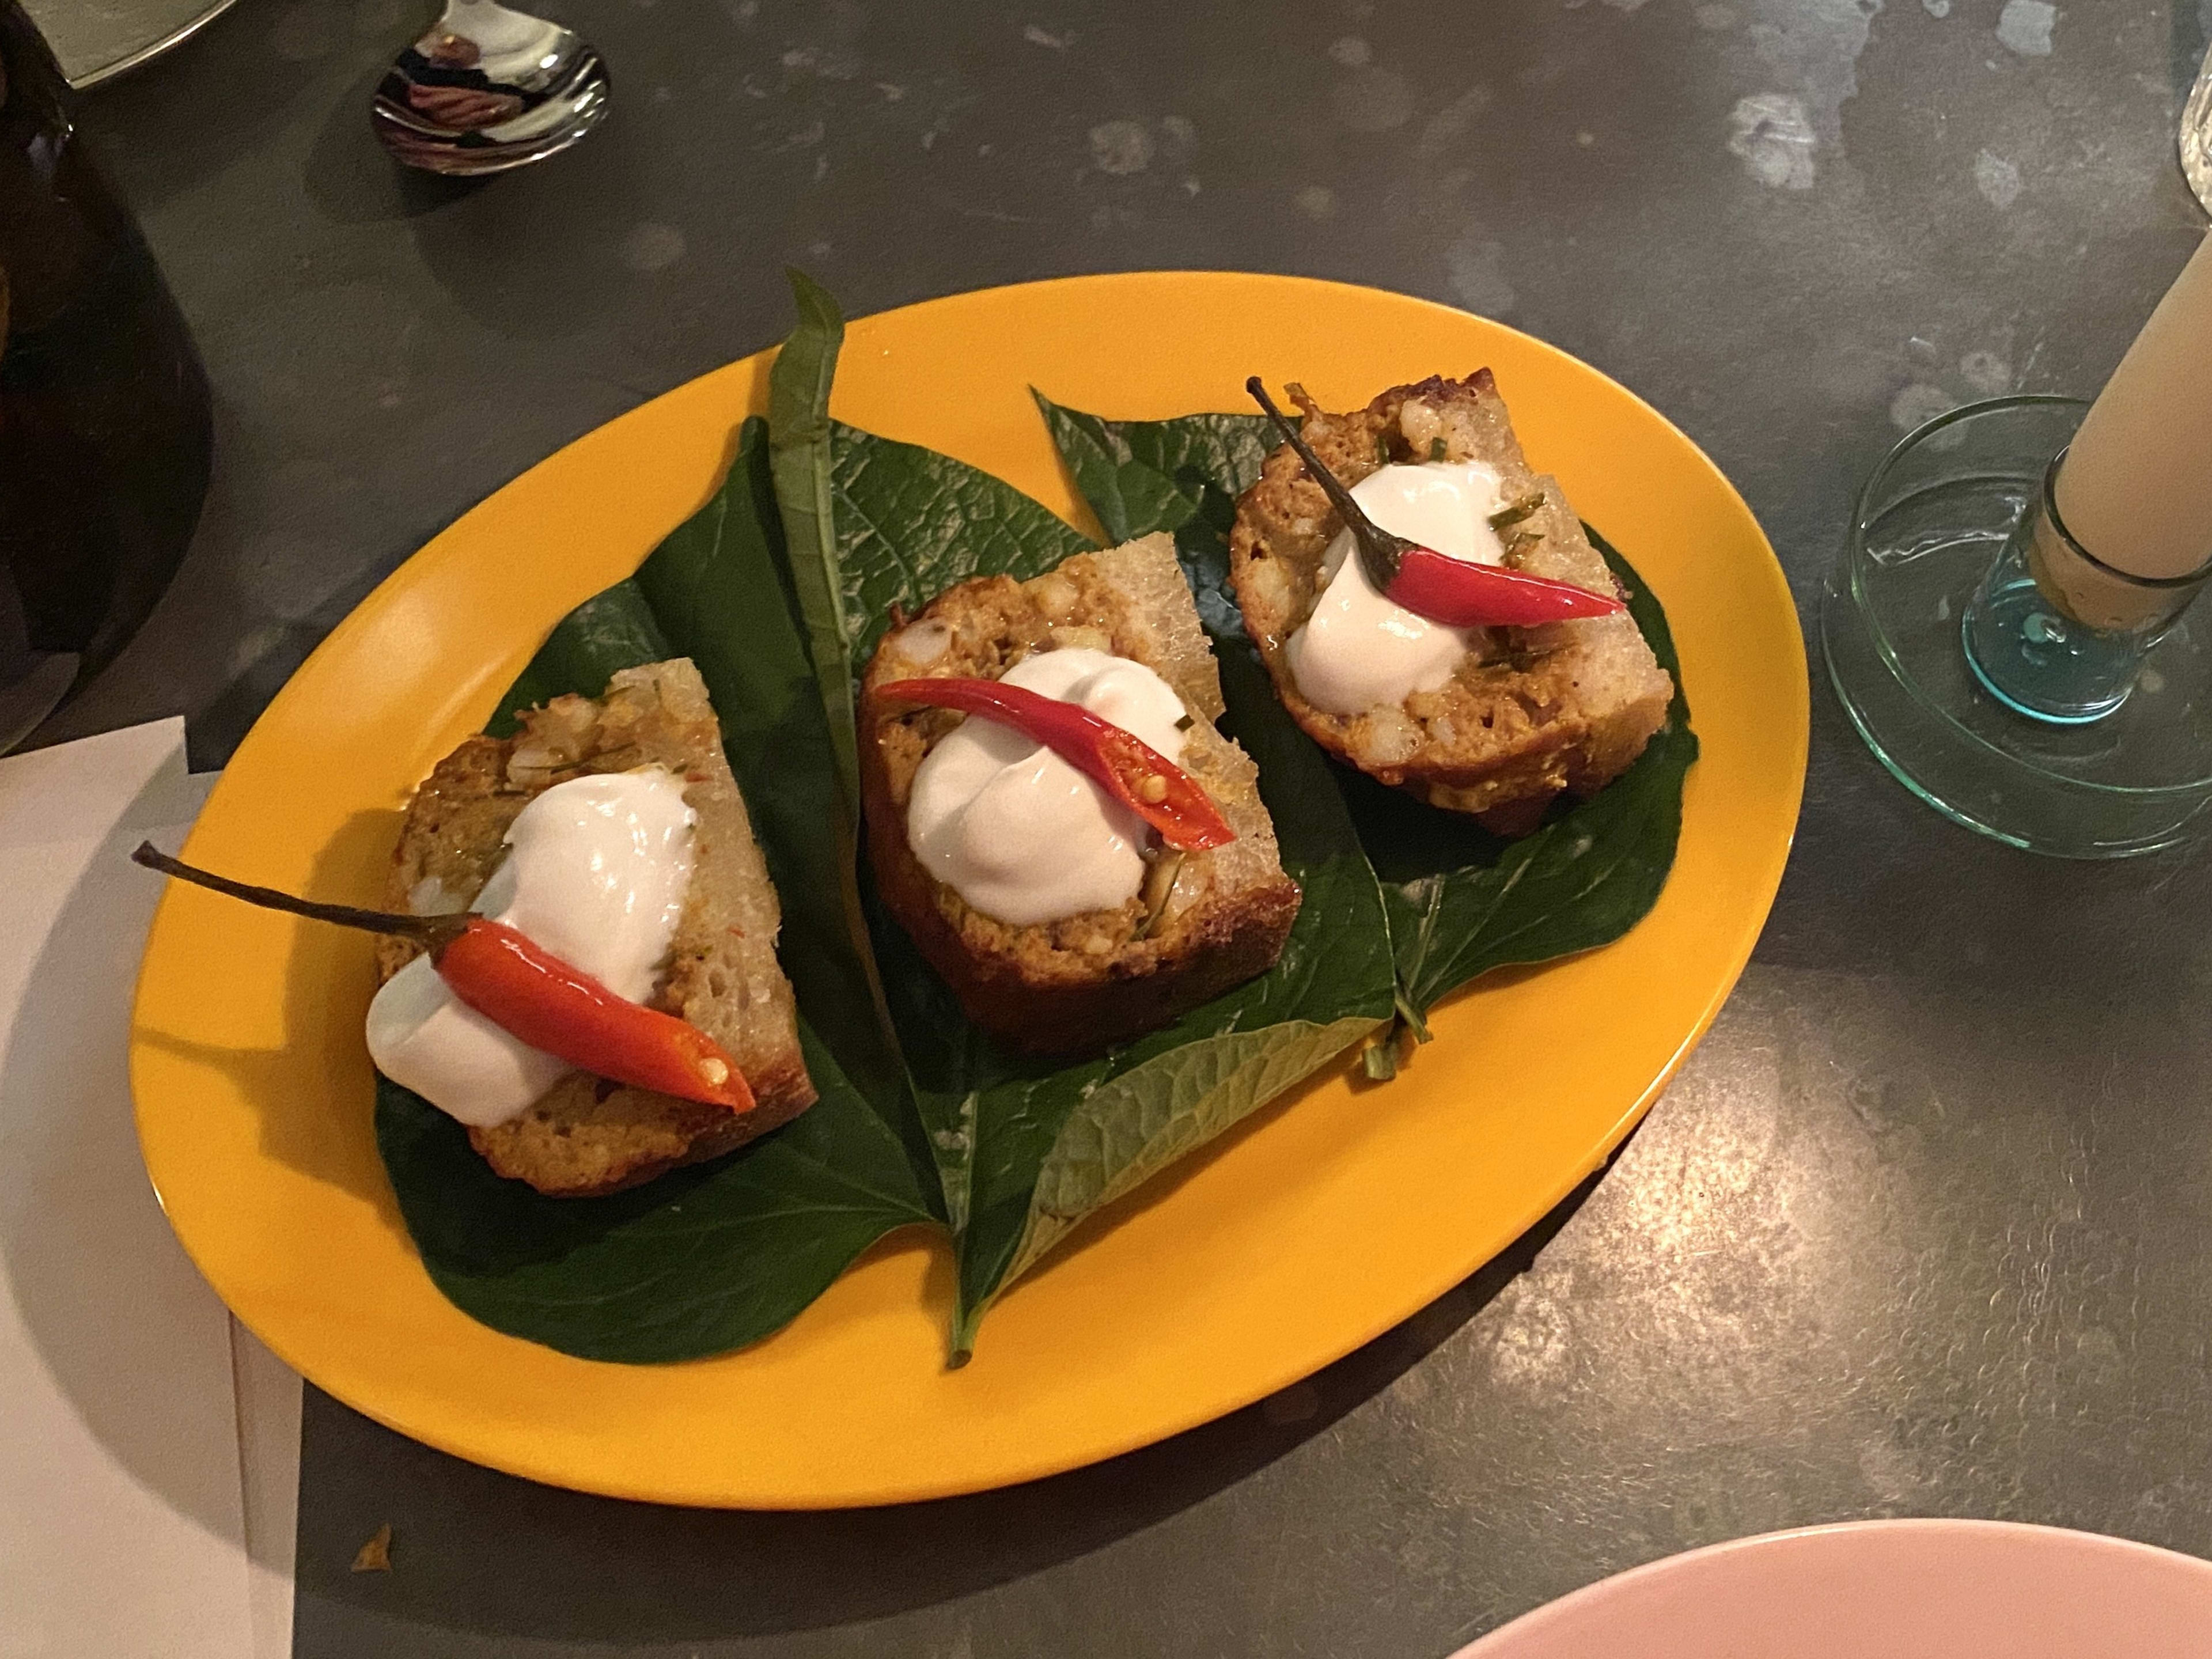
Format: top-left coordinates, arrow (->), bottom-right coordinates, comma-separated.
0,1 -> 211,751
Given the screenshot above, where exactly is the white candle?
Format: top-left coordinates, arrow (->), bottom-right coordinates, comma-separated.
2055,232 -> 2212,582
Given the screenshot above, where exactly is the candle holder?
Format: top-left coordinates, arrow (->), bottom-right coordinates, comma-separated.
1961,452 -> 2209,724
1823,395 -> 2212,858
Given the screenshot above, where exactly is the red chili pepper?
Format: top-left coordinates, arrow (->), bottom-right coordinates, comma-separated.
1384,547 -> 1626,628
435,919 -> 754,1112
877,677 -> 1237,851
128,844 -> 755,1113
1245,376 -> 1627,630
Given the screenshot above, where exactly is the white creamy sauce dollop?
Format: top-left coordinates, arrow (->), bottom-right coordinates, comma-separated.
365,767 -> 698,1128
905,647 -> 1188,927
1284,459 -> 1508,715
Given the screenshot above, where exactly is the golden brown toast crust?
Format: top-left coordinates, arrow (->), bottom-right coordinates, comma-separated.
859,534 -> 1301,1055
1228,372 -> 1674,831
379,660 -> 815,1198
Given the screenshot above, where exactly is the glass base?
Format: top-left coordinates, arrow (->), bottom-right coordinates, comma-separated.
1961,571 -> 2136,725
1823,396 -> 2212,859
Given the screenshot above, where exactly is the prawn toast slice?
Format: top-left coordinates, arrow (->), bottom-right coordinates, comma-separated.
378,658 -> 815,1197
1229,371 -> 1674,834
859,533 -> 1302,1055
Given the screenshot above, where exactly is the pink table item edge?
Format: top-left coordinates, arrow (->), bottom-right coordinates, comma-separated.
1452,1518 -> 2212,1658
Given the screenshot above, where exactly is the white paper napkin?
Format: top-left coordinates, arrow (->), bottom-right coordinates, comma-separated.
0,719 -> 298,1659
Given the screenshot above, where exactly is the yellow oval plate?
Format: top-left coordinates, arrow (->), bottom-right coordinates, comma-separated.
132,274 -> 1806,1508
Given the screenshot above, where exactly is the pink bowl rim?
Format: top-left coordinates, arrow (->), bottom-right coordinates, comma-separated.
1452,1518 -> 2212,1656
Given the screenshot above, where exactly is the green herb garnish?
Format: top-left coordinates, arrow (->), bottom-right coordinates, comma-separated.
1488,490 -> 1546,533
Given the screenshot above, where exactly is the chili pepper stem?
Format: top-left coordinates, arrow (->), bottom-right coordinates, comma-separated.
132,843 -> 458,948
135,842 -> 756,1114
1247,377 -> 1402,590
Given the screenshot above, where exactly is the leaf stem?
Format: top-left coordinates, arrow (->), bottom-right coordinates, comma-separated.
1362,1034 -> 1399,1082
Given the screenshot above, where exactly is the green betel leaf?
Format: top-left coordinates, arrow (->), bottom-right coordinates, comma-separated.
486,588 -> 671,738
998,642 -> 1396,1293
630,418 -> 915,1122
813,423 -> 1395,1358
1035,400 -> 1696,1039
1033,395 -> 1272,640
376,416 -> 938,1363
768,269 -> 861,818
376,1030 -> 928,1364
766,270 -> 911,1092
1031,395 -> 1270,545
1344,532 -> 1696,1017
831,421 -> 1093,663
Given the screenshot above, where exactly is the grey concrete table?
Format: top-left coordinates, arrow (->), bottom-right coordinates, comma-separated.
49,1 -> 2212,1653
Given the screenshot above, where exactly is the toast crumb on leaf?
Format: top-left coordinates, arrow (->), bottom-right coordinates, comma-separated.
1228,371 -> 1674,833
859,533 -> 1302,1055
378,659 -> 815,1197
